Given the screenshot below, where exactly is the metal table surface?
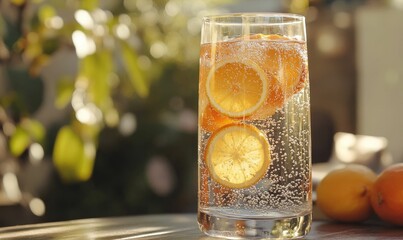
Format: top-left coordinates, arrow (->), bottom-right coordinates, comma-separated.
0,214 -> 402,239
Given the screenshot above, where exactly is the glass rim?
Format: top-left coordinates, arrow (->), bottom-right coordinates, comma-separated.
202,12 -> 305,23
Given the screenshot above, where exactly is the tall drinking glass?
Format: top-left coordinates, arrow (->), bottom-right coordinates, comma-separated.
198,13 -> 311,239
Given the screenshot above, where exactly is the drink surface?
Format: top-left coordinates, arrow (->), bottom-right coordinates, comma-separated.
198,34 -> 311,220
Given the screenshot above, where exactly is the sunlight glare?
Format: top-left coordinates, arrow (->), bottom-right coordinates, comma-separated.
74,9 -> 94,29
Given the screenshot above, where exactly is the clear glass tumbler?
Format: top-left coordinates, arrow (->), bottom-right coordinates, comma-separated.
198,13 -> 312,239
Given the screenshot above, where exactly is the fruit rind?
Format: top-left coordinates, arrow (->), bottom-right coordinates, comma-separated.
370,163 -> 403,226
316,165 -> 376,223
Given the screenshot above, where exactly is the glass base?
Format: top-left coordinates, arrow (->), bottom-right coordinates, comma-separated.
198,210 -> 311,239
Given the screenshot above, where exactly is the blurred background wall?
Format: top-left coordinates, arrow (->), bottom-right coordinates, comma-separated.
0,0 -> 402,227
356,6 -> 403,165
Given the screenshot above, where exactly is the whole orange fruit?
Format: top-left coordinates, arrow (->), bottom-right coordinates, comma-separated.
371,163 -> 403,226
316,164 -> 377,222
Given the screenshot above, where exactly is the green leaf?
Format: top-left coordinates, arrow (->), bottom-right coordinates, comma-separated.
79,51 -> 113,109
53,126 -> 81,176
120,41 -> 149,98
53,126 -> 95,182
55,77 -> 74,109
9,127 -> 30,157
77,141 -> 96,181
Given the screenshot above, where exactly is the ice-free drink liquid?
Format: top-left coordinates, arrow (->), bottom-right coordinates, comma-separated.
198,14 -> 311,239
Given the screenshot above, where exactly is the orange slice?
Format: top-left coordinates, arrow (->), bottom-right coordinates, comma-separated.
205,124 -> 271,189
200,34 -> 307,120
234,33 -> 307,97
200,104 -> 234,132
249,34 -> 307,119
206,58 -> 268,118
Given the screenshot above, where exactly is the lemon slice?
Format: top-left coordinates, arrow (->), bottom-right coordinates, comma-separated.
206,58 -> 268,118
205,124 -> 271,189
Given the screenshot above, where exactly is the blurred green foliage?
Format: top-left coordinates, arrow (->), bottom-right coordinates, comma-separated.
0,0 -> 232,223
0,0 -> 226,183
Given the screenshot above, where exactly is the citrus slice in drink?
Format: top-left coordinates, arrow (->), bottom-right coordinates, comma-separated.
247,34 -> 306,95
238,33 -> 307,97
206,58 -> 268,118
200,104 -> 234,132
249,34 -> 307,119
205,124 -> 271,189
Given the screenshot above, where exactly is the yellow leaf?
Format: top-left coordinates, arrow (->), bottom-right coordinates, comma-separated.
79,0 -> 99,11
120,41 -> 149,98
79,51 -> 112,108
22,119 -> 45,142
77,142 -> 96,181
72,119 -> 100,140
38,5 -> 56,23
55,77 -> 74,109
53,126 -> 96,182
9,127 -> 30,157
9,119 -> 45,156
53,126 -> 81,176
